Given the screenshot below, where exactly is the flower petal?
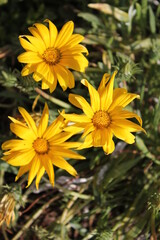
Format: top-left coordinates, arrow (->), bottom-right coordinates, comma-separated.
100,71 -> 117,111
77,133 -> 93,150
61,113 -> 91,123
6,149 -> 35,166
110,109 -> 143,126
98,73 -> 110,94
111,124 -> 136,144
10,123 -> 36,140
21,64 -> 36,76
15,163 -> 31,181
44,19 -> 58,47
40,154 -> 54,187
19,35 -> 46,54
109,92 -> 140,111
69,94 -> 94,118
36,165 -> 45,189
111,119 -> 145,133
18,52 -> 43,64
19,37 -> 37,52
102,128 -> 114,154
60,54 -> 88,72
63,34 -> 84,48
18,107 -> 37,136
81,79 -> 100,112
54,65 -> 69,91
55,21 -> 74,48
27,154 -> 41,187
1,139 -> 32,152
43,114 -> 65,139
51,156 -> 77,176
37,103 -> 49,137
49,147 -> 85,160
34,23 -> 50,48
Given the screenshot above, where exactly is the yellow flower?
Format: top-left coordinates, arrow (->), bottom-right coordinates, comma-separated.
1,104 -> 85,189
62,72 -> 146,154
17,20 -> 88,92
0,193 -> 15,226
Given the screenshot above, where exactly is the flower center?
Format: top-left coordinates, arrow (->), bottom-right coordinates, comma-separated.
33,138 -> 49,154
42,47 -> 61,65
92,110 -> 111,128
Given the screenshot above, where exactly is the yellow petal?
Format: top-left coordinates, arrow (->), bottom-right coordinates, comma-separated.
8,116 -> 26,126
34,23 -> 50,48
26,155 -> 40,187
69,94 -> 94,118
111,124 -> 136,144
20,35 -> 46,52
60,54 -> 88,72
28,26 -> 43,40
36,62 -> 50,78
100,71 -> 117,111
54,65 -> 68,91
109,92 -> 140,111
61,44 -> 88,55
61,113 -> 91,123
44,19 -> 58,47
18,52 -> 43,63
36,166 -> 45,189
15,163 -> 31,181
64,68 -> 75,89
7,149 -> 35,166
77,133 -> 93,150
81,123 -> 95,138
81,79 -> 100,112
18,107 -> 37,136
19,37 -> 37,52
40,154 -> 54,187
2,139 -> 32,151
42,80 -> 50,89
63,34 -> 84,48
49,132 -> 74,144
55,21 -> 74,48
21,64 -> 36,76
110,109 -> 142,126
10,123 -> 36,140
51,156 -> 77,176
103,138 -> 115,155
98,73 -> 110,94
92,129 -> 106,147
43,114 -> 65,139
49,147 -> 85,160
37,103 -> 49,137
111,119 -> 145,133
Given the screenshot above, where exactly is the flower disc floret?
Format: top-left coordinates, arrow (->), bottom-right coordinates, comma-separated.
42,48 -> 61,65
33,138 -> 49,154
92,110 -> 110,128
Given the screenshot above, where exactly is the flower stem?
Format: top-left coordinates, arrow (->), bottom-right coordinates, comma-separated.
35,87 -> 70,109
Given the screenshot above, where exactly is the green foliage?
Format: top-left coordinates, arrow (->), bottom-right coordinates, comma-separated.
0,0 -> 160,239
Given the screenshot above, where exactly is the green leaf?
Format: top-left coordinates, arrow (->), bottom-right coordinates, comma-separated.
149,6 -> 156,34
78,12 -> 102,28
88,3 -> 129,22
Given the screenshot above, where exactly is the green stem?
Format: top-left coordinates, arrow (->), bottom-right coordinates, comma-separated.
35,87 -> 70,109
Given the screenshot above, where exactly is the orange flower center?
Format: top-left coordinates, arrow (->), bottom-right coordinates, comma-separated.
33,138 -> 49,154
92,110 -> 111,128
42,47 -> 61,65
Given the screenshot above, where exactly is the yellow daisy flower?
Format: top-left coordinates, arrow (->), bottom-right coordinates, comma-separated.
1,104 -> 85,189
17,19 -> 88,92
62,71 -> 146,154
